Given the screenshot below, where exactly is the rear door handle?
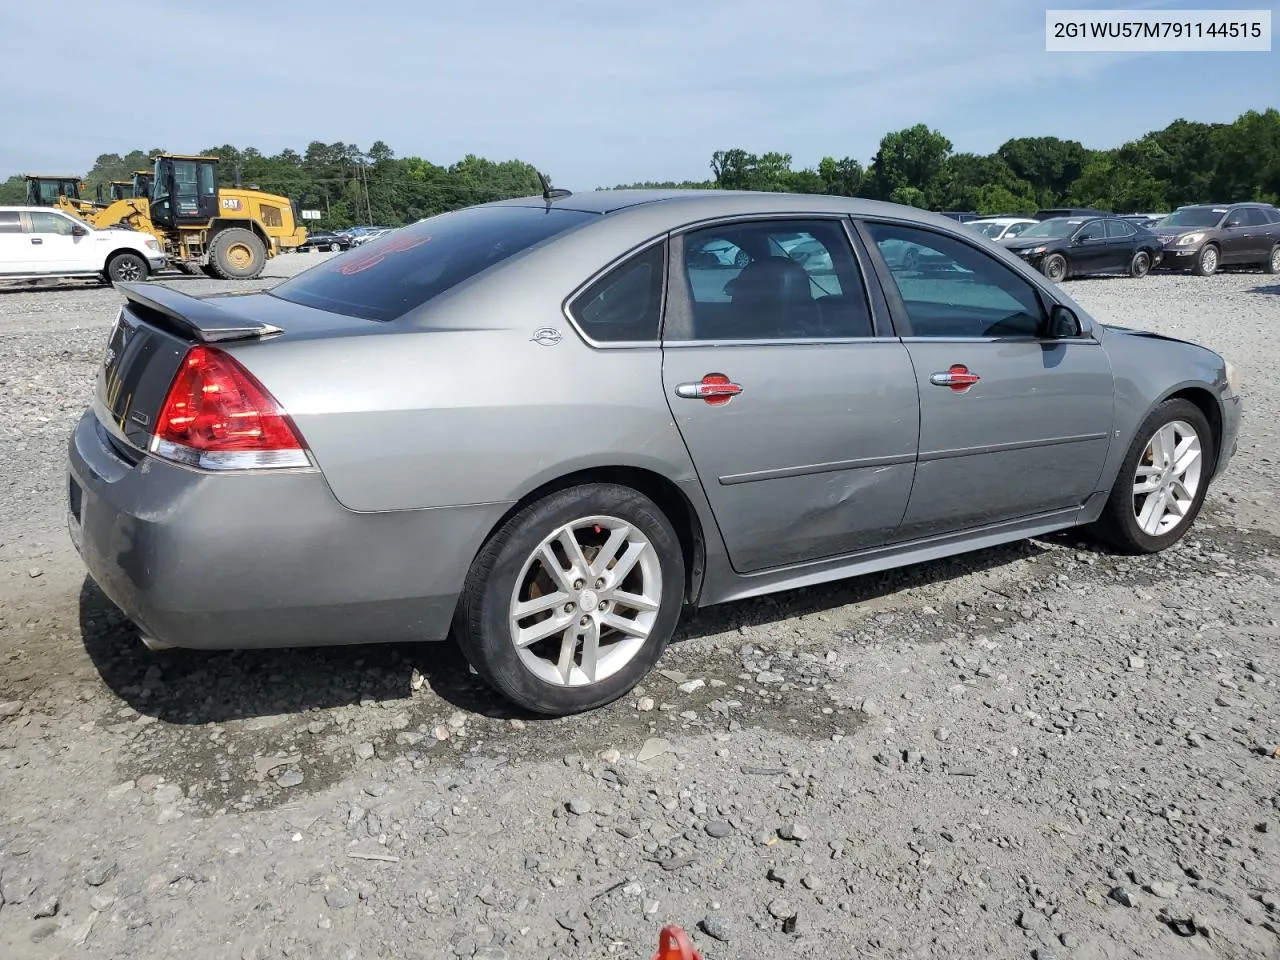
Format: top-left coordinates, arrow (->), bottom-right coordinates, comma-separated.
30,238 -> 43,244
930,364 -> 980,393
675,373 -> 742,405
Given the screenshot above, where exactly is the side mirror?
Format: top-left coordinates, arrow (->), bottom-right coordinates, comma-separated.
71,224 -> 88,237
1044,303 -> 1083,339
1225,218 -> 1243,229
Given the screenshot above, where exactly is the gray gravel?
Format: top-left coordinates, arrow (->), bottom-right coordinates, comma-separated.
1,259 -> 1278,959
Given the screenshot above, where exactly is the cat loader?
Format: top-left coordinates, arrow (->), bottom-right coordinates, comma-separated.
27,156 -> 306,279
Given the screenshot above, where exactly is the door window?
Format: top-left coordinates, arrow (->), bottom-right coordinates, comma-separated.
1241,208 -> 1271,227
865,222 -> 1047,339
27,212 -> 76,236
568,241 -> 665,342
675,219 -> 872,340
0,212 -> 20,233
1104,219 -> 1137,238
1005,222 -> 1032,238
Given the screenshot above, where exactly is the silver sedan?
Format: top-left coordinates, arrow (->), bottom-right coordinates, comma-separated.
67,190 -> 1243,715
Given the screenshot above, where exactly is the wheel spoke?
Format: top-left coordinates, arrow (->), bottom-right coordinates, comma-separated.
590,525 -> 630,577
556,528 -> 592,581
600,611 -> 651,639
578,619 -> 601,683
609,589 -> 660,613
537,543 -> 574,593
555,627 -> 578,685
1137,490 -> 1166,535
514,612 -> 575,649
605,541 -> 647,585
1173,440 -> 1200,478
1133,468 -> 1161,495
512,591 -> 570,619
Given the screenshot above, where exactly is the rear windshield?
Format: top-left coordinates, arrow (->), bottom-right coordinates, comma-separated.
270,204 -> 596,321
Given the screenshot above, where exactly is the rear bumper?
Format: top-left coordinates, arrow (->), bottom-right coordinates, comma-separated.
66,410 -> 508,650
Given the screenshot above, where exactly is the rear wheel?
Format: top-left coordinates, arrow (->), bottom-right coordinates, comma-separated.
1085,398 -> 1212,554
1265,244 -> 1280,274
1192,244 -> 1218,276
1041,253 -> 1068,282
328,241 -> 340,252
1128,250 -> 1151,278
454,483 -> 685,716
207,227 -> 267,280
105,252 -> 148,283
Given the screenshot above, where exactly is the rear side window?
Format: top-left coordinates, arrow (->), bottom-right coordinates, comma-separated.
0,212 -> 20,234
1105,219 -> 1136,238
568,242 -> 666,343
271,205 -> 596,321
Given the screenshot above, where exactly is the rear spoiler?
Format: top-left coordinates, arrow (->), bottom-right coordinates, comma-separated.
115,282 -> 282,343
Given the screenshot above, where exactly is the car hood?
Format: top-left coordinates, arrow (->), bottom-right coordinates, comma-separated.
1151,227 -> 1203,238
1102,324 -> 1195,346
1001,238 -> 1052,251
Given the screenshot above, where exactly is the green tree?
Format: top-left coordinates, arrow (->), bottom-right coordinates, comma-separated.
868,124 -> 953,204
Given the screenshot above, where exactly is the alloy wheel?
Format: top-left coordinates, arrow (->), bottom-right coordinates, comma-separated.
1132,420 -> 1203,537
508,516 -> 662,687
115,260 -> 141,281
1200,246 -> 1218,273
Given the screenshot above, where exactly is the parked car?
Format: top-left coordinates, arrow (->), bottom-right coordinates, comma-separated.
966,217 -> 1039,241
0,206 -> 165,283
937,211 -> 980,223
1033,207 -> 1110,221
1001,216 -> 1163,281
66,190 -> 1242,716
1150,202 -> 1280,276
299,231 -> 354,253
1121,213 -> 1165,230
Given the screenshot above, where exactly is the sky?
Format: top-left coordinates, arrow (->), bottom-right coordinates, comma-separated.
0,0 -> 1275,187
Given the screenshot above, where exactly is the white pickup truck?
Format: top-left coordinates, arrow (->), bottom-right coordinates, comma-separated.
0,206 -> 167,283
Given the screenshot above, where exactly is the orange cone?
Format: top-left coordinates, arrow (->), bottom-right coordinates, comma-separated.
651,924 -> 704,960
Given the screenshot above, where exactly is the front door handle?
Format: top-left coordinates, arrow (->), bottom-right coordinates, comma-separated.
930,364 -> 981,393
30,238 -> 43,244
675,373 -> 742,405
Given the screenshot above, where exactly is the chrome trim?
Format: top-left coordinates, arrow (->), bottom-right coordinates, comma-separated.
920,432 -> 1110,463
899,336 -> 1101,346
663,336 -> 904,348
719,452 -> 916,486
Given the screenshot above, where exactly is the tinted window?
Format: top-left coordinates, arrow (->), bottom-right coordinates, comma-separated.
569,242 -> 665,342
677,219 -> 872,340
1075,220 -> 1105,241
1005,221 -> 1032,237
1158,207 -> 1226,228
1241,208 -> 1270,227
1262,207 -> 1280,224
28,212 -> 76,236
866,222 -> 1045,339
271,205 -> 596,322
1105,219 -> 1136,238
0,212 -> 20,234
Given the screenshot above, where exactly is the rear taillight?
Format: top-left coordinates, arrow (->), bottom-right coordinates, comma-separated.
149,345 -> 311,471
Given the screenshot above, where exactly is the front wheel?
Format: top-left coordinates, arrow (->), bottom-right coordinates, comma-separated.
1128,250 -> 1151,278
1085,398 -> 1213,554
1192,244 -> 1218,276
1040,253 -> 1068,282
207,227 -> 267,280
105,252 -> 148,283
329,242 -> 340,252
454,483 -> 685,716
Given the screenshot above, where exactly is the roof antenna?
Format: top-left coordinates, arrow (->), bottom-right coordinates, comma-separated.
537,170 -> 572,202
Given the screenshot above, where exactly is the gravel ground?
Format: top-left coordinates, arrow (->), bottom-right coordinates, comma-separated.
0,256 -> 1277,960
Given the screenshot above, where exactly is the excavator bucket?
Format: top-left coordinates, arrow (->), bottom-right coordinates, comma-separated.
651,924 -> 704,960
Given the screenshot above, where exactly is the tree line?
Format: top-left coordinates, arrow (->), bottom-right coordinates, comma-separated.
1,107 -> 1275,228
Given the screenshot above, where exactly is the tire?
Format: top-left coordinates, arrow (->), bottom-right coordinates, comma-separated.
454,483 -> 686,716
326,241 -> 338,252
1191,244 -> 1218,276
206,227 -> 267,280
105,252 -> 148,283
1265,244 -> 1280,275
1128,249 -> 1151,278
1085,398 -> 1213,554
1040,253 -> 1068,282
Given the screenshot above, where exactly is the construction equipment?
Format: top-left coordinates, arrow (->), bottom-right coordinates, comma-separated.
28,156 -> 307,279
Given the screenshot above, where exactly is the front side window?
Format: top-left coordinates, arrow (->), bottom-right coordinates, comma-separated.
27,212 -> 76,236
865,222 -> 1046,339
677,218 -> 872,340
568,241 -> 665,343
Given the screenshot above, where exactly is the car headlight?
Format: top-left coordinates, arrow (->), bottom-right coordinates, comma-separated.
1176,232 -> 1205,246
144,238 -> 160,251
1028,245 -> 1048,255
1224,359 -> 1242,396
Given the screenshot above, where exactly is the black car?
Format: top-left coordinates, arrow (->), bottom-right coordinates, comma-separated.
1001,216 -> 1163,281
1149,202 -> 1280,276
1033,207 -> 1110,221
299,231 -> 354,252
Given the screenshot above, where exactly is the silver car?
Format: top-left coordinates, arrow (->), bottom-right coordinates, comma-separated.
67,190 -> 1244,716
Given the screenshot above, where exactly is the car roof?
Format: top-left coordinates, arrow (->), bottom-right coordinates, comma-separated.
1178,201 -> 1275,209
970,217 -> 1036,224
481,188 -> 970,229
0,205 -> 80,213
